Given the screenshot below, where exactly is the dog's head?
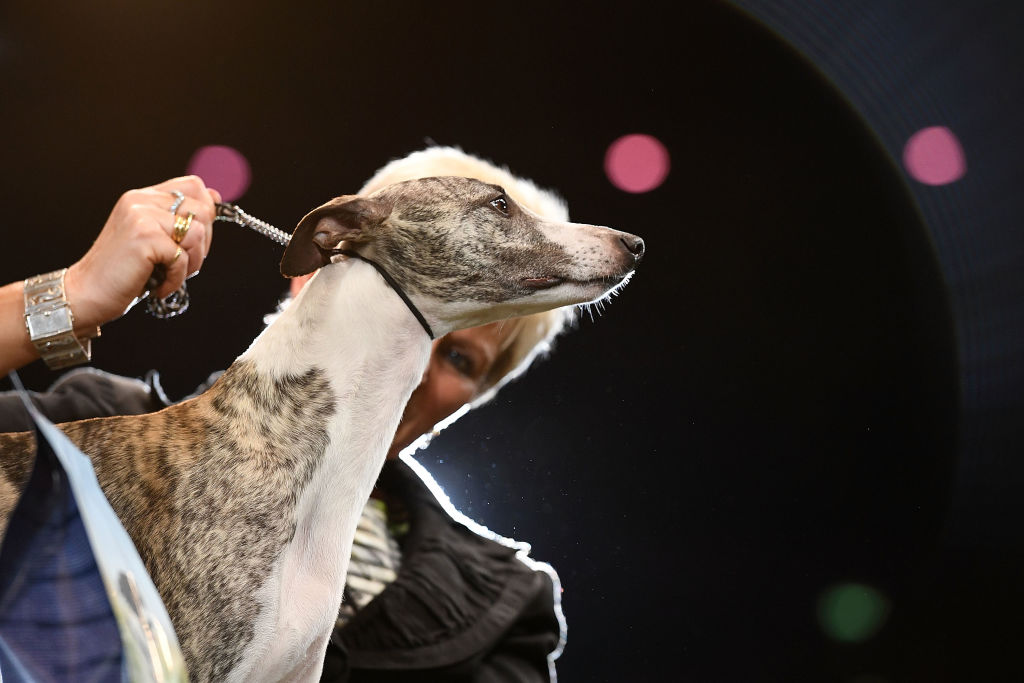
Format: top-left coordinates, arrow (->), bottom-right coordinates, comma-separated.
280,176 -> 644,334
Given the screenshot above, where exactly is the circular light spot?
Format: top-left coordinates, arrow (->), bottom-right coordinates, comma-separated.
604,134 -> 670,193
902,126 -> 966,186
186,145 -> 252,202
818,582 -> 890,643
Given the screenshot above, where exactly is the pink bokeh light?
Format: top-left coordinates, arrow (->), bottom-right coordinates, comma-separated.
902,126 -> 966,186
186,145 -> 252,202
604,134 -> 670,193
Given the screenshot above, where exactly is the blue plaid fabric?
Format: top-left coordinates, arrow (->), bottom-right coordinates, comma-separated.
0,424 -> 123,682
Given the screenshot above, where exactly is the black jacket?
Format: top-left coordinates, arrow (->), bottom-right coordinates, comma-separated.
0,369 -> 565,681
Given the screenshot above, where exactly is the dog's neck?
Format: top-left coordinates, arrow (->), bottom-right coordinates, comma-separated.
237,258 -> 432,511
243,258 -> 431,380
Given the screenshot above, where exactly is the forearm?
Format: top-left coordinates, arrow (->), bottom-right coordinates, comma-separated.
0,280 -> 40,376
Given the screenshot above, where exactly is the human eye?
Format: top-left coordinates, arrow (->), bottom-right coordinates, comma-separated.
444,347 -> 477,377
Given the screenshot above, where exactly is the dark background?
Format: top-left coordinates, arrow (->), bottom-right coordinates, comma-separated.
2,1 -> 1022,681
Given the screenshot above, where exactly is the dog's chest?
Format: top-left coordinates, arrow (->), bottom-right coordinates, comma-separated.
239,465 -> 358,681
201,358 -> 405,682
168,361 -> 340,681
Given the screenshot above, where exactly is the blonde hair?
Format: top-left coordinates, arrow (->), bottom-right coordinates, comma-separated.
361,146 -> 577,406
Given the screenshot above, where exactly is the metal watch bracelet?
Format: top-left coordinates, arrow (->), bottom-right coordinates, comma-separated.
24,268 -> 99,370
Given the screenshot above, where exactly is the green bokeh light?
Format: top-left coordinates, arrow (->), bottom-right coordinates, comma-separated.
818,582 -> 890,642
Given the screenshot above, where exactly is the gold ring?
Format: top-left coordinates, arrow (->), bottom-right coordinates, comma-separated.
172,212 -> 194,244
172,246 -> 183,263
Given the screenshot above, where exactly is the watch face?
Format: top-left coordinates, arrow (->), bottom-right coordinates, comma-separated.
27,306 -> 74,340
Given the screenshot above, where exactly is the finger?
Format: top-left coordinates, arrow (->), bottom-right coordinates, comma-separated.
179,219 -> 208,278
167,190 -> 218,262
175,195 -> 217,230
136,203 -> 204,254
167,210 -> 209,277
153,240 -> 190,300
203,189 -> 219,256
153,175 -> 210,201
132,204 -> 206,280
131,184 -> 198,215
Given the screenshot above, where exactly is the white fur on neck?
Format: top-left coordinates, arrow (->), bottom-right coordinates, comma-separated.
231,260 -> 432,682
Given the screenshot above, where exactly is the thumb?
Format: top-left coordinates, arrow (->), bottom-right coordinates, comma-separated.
153,244 -> 190,300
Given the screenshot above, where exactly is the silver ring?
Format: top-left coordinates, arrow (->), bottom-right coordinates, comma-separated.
169,190 -> 185,214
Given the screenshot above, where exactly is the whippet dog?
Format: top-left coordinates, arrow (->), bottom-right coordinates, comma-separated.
0,174 -> 644,681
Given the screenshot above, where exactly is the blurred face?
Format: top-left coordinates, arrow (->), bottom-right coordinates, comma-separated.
290,274 -> 516,460
387,321 -> 516,458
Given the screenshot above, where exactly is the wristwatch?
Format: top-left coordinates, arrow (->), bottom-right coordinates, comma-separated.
23,268 -> 98,370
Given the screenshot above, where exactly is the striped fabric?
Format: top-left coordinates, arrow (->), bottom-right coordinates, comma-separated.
336,499 -> 403,628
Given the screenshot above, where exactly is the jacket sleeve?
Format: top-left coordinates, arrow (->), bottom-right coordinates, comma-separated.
0,368 -> 161,432
474,570 -> 564,683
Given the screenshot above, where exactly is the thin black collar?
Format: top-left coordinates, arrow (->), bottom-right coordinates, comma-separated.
331,249 -> 435,339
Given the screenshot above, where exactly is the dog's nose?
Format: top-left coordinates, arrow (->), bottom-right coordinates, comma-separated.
620,235 -> 645,261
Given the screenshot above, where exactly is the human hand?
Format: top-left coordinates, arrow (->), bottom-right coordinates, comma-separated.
65,176 -> 221,333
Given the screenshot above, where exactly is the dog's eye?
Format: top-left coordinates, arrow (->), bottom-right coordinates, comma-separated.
489,196 -> 509,215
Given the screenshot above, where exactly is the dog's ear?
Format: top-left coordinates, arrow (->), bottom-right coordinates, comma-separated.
280,196 -> 391,277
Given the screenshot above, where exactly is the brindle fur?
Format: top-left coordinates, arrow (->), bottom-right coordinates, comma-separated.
0,361 -> 335,681
339,177 -> 628,304
0,173 -> 643,681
